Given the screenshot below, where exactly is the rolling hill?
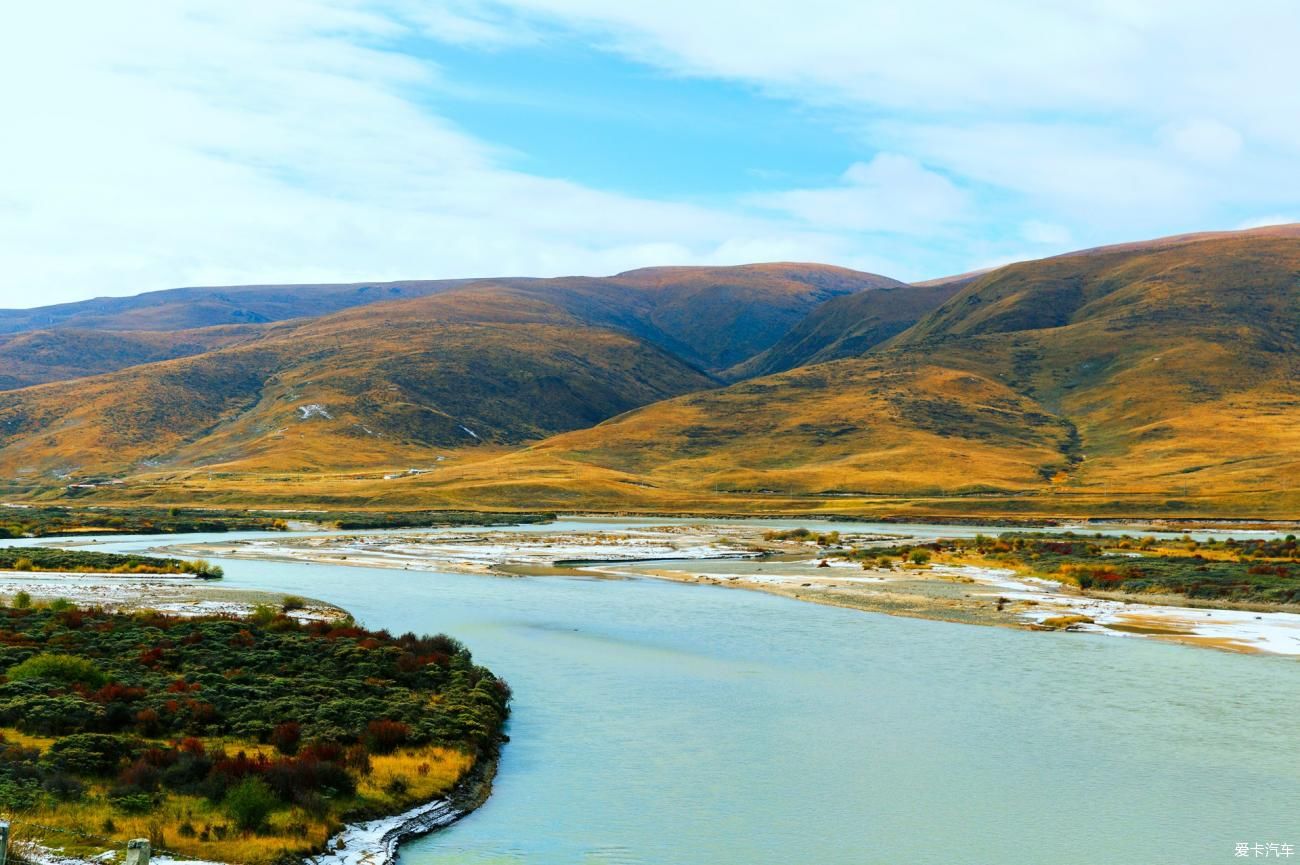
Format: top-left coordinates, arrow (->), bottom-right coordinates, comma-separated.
4,228 -> 1297,518
0,263 -> 896,480
0,279 -> 471,333
0,286 -> 717,478
346,226 -> 1299,517
0,263 -> 895,388
0,324 -> 266,389
728,281 -> 963,378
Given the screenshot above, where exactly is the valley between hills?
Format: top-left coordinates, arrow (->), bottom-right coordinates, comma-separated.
2,224 -> 1298,521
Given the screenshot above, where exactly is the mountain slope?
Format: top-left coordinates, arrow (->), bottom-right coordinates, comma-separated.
728,282 -> 962,378
407,226 -> 1299,514
0,263 -> 895,387
0,325 -> 266,389
0,279 -> 471,333
0,286 -> 716,479
882,228 -> 1300,500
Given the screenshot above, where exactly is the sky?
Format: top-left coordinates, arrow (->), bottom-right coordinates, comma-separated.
3,1 -> 1300,307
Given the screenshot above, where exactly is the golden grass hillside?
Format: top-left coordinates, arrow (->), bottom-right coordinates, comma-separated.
0,287 -> 716,480
283,226 -> 1298,519
728,282 -> 964,379
11,227 -> 1300,518
0,325 -> 265,389
0,263 -> 896,388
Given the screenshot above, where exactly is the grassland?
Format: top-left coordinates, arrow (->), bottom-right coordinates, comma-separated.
0,547 -> 223,579
0,503 -> 552,538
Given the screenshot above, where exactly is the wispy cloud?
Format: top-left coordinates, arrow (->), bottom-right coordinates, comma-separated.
751,155 -> 967,233
467,1 -> 1300,243
3,1 -> 1298,305
0,1 -> 911,303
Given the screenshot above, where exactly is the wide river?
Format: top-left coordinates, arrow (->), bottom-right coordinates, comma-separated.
57,518 -> 1300,864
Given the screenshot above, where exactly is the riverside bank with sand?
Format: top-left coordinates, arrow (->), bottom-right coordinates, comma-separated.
159,518 -> 1300,656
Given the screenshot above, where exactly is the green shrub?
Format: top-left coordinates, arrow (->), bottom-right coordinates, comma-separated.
45,733 -> 140,776
7,653 -> 106,687
225,777 -> 277,831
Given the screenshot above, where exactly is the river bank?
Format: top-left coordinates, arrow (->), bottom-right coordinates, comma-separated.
0,570 -> 344,620
19,769 -> 487,865
159,523 -> 1300,656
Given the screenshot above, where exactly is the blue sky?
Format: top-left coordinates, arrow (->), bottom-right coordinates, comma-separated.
3,1 -> 1299,305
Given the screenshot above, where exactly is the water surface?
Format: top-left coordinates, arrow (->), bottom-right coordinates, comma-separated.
51,519 -> 1300,864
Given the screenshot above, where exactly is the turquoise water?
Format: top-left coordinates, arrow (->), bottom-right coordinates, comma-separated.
43,520 -> 1300,864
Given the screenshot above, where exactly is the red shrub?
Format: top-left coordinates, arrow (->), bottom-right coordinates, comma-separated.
365,720 -> 410,755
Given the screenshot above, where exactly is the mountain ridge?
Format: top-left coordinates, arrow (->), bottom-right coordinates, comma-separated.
4,225 -> 1297,517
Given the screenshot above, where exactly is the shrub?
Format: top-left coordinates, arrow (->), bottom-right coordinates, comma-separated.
7,653 -> 106,687
270,722 -> 301,756
109,791 -> 156,813
11,591 -> 30,609
281,596 -> 306,612
909,550 -> 932,565
3,693 -> 101,735
46,733 -> 140,776
365,720 -> 410,755
225,777 -> 277,832
41,772 -> 85,801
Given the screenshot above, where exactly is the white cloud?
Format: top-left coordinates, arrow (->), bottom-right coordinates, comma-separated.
5,1 -> 1300,304
1020,220 -> 1072,246
751,154 -> 966,233
475,0 -> 1300,246
0,1 -> 917,304
1162,119 -> 1244,163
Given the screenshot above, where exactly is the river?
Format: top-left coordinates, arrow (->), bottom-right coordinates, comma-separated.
32,518 -> 1300,864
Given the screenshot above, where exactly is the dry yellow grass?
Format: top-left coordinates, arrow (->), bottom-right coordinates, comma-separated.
0,730 -> 472,865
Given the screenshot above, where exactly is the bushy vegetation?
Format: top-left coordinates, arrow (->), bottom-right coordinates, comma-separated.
0,506 -> 292,538
0,547 -> 222,579
844,532 -> 1300,604
762,527 -> 842,546
0,504 -> 553,538
0,605 -> 509,859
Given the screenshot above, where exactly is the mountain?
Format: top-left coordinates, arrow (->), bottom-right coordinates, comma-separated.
728,282 -> 962,378
0,325 -> 265,389
0,263 -> 897,480
0,285 -> 717,479
391,226 -> 1299,516
0,279 -> 471,333
550,263 -> 904,371
0,263 -> 894,388
6,228 -> 1297,517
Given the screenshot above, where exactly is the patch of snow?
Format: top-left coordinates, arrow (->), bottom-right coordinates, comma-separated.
929,564 -> 1300,655
459,425 -> 480,440
298,403 -> 333,420
310,797 -> 462,865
